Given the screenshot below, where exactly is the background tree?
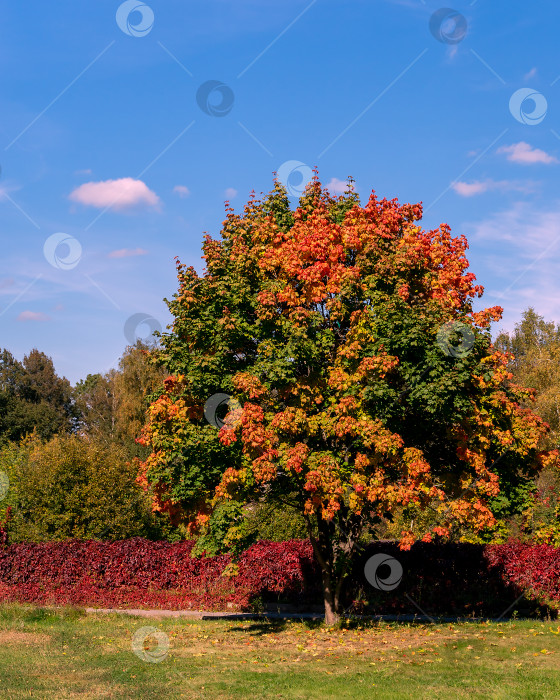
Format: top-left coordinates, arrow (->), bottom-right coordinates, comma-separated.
74,371 -> 116,443
138,177 -> 557,623
112,340 -> 168,457
496,308 -> 560,448
74,340 -> 167,457
0,341 -> 182,543
0,349 -> 25,444
0,349 -> 76,443
494,308 -> 560,543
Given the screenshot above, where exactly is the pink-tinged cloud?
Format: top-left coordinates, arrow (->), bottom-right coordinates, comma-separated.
173,185 -> 190,198
17,311 -> 50,322
108,248 -> 148,259
69,178 -> 160,211
225,187 -> 238,200
453,181 -> 492,197
497,142 -> 558,165
325,177 -> 349,194
452,179 -> 536,197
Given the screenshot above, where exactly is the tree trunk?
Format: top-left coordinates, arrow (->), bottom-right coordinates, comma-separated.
321,568 -> 340,625
307,515 -> 344,625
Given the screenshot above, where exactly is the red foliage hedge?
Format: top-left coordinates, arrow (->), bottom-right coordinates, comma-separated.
0,538 -> 558,616
485,541 -> 560,606
0,539 -> 318,611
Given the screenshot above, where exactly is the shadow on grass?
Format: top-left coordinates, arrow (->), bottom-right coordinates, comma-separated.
226,618 -> 325,636
225,609 -> 559,638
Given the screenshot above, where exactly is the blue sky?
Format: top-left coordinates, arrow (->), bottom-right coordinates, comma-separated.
1,0 -> 560,385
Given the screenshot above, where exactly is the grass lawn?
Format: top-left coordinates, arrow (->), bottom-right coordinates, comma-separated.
0,605 -> 559,699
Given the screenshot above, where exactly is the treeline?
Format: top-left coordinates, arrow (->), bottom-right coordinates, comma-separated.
0,308 -> 559,546
0,348 -> 77,443
0,341 -> 165,453
0,341 -> 180,542
495,308 -> 560,448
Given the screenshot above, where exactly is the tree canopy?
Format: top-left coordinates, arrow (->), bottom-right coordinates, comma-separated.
496,308 -> 560,449
119,178 -> 558,621
74,340 -> 167,456
0,348 -> 77,443
0,341 -> 176,543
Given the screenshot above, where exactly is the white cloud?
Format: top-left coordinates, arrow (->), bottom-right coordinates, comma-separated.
472,201 -> 560,250
453,181 -> 491,197
17,311 -> 50,322
325,177 -> 349,195
468,201 -> 560,330
108,248 -> 148,259
69,178 -> 160,211
225,187 -> 238,200
173,185 -> 190,198
497,142 -> 558,165
446,44 -> 459,62
452,179 -> 535,197
0,184 -> 22,200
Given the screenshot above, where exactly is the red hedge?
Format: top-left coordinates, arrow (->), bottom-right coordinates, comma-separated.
0,538 -> 318,611
485,541 -> 560,605
0,538 -> 558,616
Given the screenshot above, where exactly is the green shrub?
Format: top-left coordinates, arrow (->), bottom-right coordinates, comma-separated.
0,434 -> 177,542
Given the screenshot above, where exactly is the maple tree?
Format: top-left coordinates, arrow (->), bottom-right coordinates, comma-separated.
138,176 -> 557,623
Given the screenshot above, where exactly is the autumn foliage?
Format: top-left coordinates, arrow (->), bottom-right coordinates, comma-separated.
0,538 -> 317,611
0,538 -> 557,618
139,176 -> 558,622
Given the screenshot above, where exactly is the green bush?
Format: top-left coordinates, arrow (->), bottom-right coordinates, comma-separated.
0,434 -> 178,542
